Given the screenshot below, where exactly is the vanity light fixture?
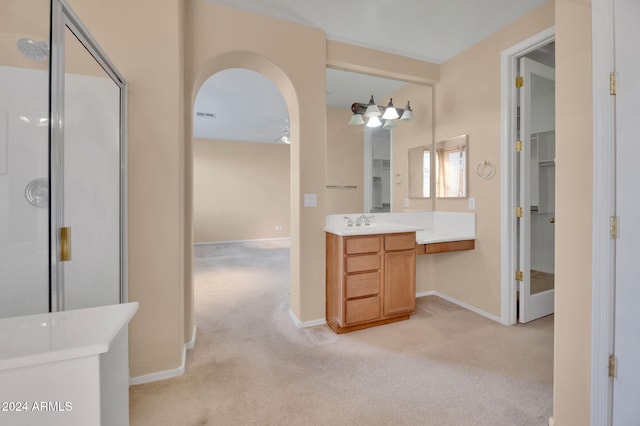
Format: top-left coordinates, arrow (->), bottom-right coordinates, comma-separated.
383,118 -> 397,129
348,95 -> 413,128
348,113 -> 365,125
382,99 -> 399,120
364,95 -> 381,117
366,116 -> 382,128
400,101 -> 414,120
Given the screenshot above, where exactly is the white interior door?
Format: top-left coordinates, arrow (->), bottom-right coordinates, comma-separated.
612,0 -> 640,422
518,57 -> 555,323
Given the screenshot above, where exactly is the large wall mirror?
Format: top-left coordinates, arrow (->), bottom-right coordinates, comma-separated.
325,67 -> 432,214
408,145 -> 430,198
435,134 -> 468,198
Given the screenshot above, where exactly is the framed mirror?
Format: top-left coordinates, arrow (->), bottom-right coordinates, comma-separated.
435,134 -> 468,198
408,145 -> 430,198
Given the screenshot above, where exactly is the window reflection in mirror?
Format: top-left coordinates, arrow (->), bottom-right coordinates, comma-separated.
408,145 -> 430,198
435,134 -> 468,198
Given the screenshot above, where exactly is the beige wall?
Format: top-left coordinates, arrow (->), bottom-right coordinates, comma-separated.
327,40 -> 439,85
67,0 -> 186,376
326,107 -> 364,215
0,0 -> 49,70
431,1 -> 555,315
193,138 -> 290,242
554,0 -> 592,423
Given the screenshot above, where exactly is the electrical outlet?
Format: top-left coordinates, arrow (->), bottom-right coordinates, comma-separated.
275,225 -> 283,231
404,198 -> 410,208
468,197 -> 476,210
304,193 -> 317,207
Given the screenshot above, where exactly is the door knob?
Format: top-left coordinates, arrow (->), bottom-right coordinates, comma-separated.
549,217 -> 555,224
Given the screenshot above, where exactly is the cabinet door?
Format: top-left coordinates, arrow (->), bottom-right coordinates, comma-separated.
383,250 -> 416,317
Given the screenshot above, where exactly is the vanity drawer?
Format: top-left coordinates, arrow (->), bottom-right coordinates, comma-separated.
345,236 -> 381,255
345,254 -> 381,273
385,233 -> 416,251
345,271 -> 380,299
345,296 -> 381,324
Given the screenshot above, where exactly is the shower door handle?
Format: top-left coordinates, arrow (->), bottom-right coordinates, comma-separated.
60,227 -> 72,262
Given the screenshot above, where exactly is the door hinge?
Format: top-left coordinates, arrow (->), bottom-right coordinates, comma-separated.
515,76 -> 524,88
515,207 -> 524,218
608,354 -> 617,378
610,216 -> 618,239
515,270 -> 524,282
610,72 -> 617,96
515,140 -> 523,152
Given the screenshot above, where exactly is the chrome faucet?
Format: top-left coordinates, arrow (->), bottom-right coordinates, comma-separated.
343,216 -> 354,227
355,214 -> 370,226
364,215 -> 374,226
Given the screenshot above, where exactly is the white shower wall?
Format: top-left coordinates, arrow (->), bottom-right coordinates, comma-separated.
0,65 -> 121,318
0,66 -> 49,318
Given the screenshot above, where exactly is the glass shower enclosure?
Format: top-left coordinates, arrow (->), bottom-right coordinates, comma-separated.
0,0 -> 127,318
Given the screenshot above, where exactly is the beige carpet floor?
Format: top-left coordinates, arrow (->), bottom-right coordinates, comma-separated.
130,240 -> 553,426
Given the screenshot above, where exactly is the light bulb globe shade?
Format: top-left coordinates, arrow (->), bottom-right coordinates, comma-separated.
364,95 -> 381,118
383,119 -> 397,129
382,98 -> 399,120
400,101 -> 414,120
366,116 -> 382,128
348,113 -> 365,125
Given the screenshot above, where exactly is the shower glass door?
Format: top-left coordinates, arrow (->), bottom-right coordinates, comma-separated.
56,24 -> 123,310
0,0 -> 51,318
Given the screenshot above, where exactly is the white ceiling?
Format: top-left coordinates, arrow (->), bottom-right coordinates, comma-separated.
197,0 -> 549,143
194,68 -> 289,143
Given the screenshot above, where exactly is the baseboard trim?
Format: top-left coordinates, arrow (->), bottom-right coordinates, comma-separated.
288,310 -> 326,328
130,325 -> 197,385
195,237 -> 291,246
185,324 -> 197,350
416,291 -> 502,323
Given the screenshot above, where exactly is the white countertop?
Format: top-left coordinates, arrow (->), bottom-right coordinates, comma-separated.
0,302 -> 138,371
326,211 -> 476,244
416,230 -> 476,244
324,223 -> 423,236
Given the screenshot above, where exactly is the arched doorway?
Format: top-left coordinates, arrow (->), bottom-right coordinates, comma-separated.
184,51 -> 301,344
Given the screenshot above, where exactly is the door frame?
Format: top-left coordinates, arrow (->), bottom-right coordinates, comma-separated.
591,0 -> 616,423
500,26 -> 555,325
50,0 -> 128,310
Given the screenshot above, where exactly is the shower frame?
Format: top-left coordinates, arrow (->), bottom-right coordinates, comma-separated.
49,0 -> 128,311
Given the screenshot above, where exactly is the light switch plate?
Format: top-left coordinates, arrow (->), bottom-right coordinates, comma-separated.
468,197 -> 476,210
404,198 -> 410,208
304,193 -> 317,207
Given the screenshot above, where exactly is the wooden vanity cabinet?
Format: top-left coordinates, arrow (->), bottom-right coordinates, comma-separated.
326,231 -> 416,333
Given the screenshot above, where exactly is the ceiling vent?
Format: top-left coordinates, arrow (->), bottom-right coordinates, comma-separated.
196,112 -> 216,119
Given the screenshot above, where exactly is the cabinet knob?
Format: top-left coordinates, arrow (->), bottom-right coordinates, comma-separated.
549,217 -> 555,224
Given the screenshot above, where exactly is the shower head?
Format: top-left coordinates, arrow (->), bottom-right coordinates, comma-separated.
17,38 -> 49,62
